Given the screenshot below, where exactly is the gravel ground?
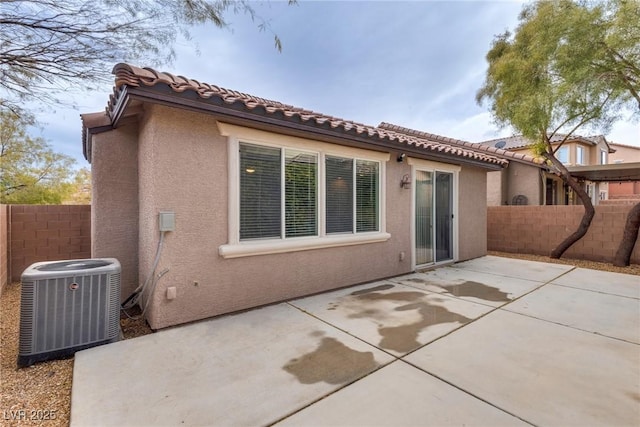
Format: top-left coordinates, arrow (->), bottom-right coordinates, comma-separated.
1,252 -> 637,426
0,282 -> 151,427
488,251 -> 640,276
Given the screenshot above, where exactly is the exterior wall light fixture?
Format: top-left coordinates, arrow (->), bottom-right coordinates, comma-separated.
400,174 -> 411,189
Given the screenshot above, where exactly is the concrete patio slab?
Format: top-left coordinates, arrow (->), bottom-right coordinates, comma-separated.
453,255 -> 573,282
406,309 -> 640,427
390,267 -> 545,307
550,267 -> 640,299
505,283 -> 640,343
289,280 -> 493,356
71,303 -> 393,427
274,360 -> 530,427
70,256 -> 640,427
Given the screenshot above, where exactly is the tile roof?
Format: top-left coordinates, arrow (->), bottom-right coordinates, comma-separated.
478,134 -> 609,151
99,63 -> 509,167
377,123 -> 545,167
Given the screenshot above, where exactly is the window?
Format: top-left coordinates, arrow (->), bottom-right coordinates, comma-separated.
239,144 -> 281,240
285,150 -> 318,238
239,143 -> 380,242
576,146 -> 585,165
240,143 -> 318,240
219,123 -> 390,258
556,146 -> 569,164
325,157 -> 379,234
600,150 -> 608,165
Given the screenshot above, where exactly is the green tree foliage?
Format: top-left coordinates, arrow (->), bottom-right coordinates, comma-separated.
477,0 -> 639,259
0,110 -> 77,204
0,0 -> 296,115
63,167 -> 92,205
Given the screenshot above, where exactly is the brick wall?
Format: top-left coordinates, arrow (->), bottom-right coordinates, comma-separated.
8,205 -> 91,282
488,205 -> 640,264
0,205 -> 7,295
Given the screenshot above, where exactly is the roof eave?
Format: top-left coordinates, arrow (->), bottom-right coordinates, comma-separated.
111,86 -> 506,171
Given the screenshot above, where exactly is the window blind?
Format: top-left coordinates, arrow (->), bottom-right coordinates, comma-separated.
326,156 -> 353,234
239,143 -> 281,240
285,150 -> 317,237
356,160 -> 379,232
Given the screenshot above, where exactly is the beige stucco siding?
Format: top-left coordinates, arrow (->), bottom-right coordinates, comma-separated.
609,145 -> 640,163
487,170 -> 505,206
137,105 -> 417,329
507,162 -> 542,205
458,166 -> 487,261
91,124 -> 139,299
90,104 -> 493,329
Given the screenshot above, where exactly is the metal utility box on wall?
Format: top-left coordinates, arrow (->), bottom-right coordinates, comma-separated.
18,258 -> 121,367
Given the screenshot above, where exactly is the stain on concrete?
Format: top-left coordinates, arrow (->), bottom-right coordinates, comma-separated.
283,337 -> 378,385
378,302 -> 472,352
356,290 -> 427,303
625,391 -> 640,402
346,289 -> 473,353
405,277 -> 427,283
350,284 -> 395,296
441,281 -> 511,302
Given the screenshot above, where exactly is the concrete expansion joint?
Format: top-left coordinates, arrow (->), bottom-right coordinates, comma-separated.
284,301 -> 402,360
397,359 -> 539,427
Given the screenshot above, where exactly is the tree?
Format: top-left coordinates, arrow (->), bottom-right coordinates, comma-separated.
0,0 -> 296,115
63,167 -> 92,205
477,0 -> 639,259
0,110 -> 77,204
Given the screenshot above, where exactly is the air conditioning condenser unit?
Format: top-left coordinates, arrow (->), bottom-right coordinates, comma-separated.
18,258 -> 121,367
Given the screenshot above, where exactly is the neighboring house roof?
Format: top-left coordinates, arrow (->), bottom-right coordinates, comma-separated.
478,134 -> 615,153
83,63 -> 509,169
378,122 -> 545,167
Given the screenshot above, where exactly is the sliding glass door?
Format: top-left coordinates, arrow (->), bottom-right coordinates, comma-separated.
435,172 -> 453,262
415,170 -> 433,265
414,169 -> 454,266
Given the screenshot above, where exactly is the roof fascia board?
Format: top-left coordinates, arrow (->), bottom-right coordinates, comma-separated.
116,87 -> 504,171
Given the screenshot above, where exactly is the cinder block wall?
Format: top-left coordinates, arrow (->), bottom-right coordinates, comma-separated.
0,205 -> 7,295
488,205 -> 640,264
8,205 -> 91,282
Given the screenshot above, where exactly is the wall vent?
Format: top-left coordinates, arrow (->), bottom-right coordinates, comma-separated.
18,258 -> 121,367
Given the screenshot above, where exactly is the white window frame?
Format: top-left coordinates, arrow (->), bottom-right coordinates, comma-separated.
217,122 -> 390,258
576,145 -> 585,165
556,146 -> 569,164
600,149 -> 608,165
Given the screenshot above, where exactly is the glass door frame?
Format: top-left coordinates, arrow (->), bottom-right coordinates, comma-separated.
408,158 -> 460,270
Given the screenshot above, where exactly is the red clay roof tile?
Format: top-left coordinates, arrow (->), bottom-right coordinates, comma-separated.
105,63 -> 510,167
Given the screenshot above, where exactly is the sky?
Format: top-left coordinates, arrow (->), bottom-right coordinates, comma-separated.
26,0 -> 640,168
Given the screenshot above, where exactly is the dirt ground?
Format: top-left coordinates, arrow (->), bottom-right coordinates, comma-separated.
0,282 -> 151,427
0,252 -> 637,426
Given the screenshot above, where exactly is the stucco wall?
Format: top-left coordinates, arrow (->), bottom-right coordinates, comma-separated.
458,166 -> 488,261
487,163 -> 542,206
486,170 -> 504,206
91,123 -> 140,299
609,144 -> 640,163
87,103 -> 494,329
135,105 -> 417,329
507,162 -> 542,205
